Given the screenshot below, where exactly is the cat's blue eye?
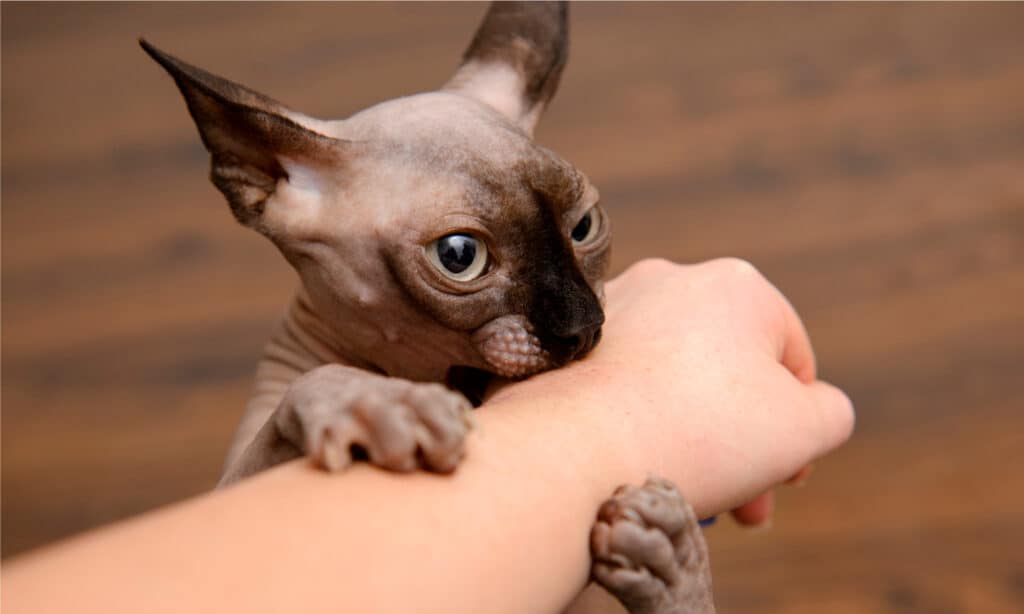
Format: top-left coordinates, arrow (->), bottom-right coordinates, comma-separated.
571,208 -> 599,245
428,234 -> 489,282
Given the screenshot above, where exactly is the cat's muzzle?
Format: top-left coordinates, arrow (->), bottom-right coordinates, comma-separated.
472,316 -> 603,378
542,309 -> 604,365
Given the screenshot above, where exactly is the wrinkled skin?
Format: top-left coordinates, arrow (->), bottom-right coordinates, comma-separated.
144,2 -> 713,612
590,478 -> 715,614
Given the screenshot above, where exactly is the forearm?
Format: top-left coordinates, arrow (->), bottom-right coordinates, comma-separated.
5,260 -> 855,614
3,373 -> 643,614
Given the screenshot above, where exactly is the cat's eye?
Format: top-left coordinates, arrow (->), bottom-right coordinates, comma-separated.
571,208 -> 600,245
427,233 -> 489,282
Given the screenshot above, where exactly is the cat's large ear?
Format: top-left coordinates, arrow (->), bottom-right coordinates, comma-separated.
443,1 -> 568,136
140,40 -> 346,229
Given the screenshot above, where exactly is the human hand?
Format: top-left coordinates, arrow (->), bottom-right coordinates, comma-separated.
487,258 -> 854,521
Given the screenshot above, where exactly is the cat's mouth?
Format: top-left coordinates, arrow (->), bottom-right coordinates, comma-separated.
472,316 -> 552,379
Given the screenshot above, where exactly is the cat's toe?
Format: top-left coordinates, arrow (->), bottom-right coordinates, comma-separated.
591,488 -> 682,594
315,419 -> 361,472
591,517 -> 675,613
400,383 -> 473,472
334,382 -> 472,473
276,367 -> 472,474
590,476 -> 715,614
592,558 -> 664,609
311,409 -> 423,473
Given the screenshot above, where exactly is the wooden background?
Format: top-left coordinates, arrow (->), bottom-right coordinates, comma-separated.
3,3 -> 1022,611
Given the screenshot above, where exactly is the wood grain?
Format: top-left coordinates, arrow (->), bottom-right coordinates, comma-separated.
3,3 -> 1022,611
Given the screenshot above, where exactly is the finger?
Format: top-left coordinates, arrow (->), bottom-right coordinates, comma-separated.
318,422 -> 357,472
730,490 -> 774,526
770,285 -> 817,384
786,464 -> 814,486
805,380 -> 856,455
354,402 -> 419,472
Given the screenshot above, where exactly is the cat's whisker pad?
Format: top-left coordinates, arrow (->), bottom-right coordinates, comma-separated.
473,316 -> 550,378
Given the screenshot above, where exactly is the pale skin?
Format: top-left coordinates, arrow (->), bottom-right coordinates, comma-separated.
132,5 -> 805,610
2,259 -> 854,614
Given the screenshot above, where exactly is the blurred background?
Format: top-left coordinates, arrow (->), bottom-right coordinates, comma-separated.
2,2 -> 1022,611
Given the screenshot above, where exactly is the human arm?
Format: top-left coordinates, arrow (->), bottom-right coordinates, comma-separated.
2,258 -> 854,614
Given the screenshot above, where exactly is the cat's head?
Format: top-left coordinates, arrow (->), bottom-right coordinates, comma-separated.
142,2 -> 608,382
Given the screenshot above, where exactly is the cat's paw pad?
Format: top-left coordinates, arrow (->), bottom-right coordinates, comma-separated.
276,366 -> 473,474
590,476 -> 711,613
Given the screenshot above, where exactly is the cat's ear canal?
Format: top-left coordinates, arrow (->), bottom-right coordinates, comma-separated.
443,1 -> 568,137
140,40 -> 347,230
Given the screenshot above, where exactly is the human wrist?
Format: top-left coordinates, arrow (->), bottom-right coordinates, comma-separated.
483,351 -> 736,518
480,358 -> 649,501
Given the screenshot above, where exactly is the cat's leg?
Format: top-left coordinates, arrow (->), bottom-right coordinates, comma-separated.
590,476 -> 715,614
220,364 -> 473,486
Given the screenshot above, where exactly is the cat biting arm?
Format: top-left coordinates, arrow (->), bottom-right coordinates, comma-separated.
143,3 -> 714,611
139,0 -> 584,487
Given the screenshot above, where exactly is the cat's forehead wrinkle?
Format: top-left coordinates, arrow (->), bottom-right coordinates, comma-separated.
351,140 -> 581,214
336,93 -> 582,180
525,153 -> 586,210
321,91 -> 587,228
335,92 -> 528,151
444,153 -> 584,230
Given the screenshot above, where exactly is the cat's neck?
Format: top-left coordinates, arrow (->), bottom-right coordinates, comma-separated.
280,286 -> 477,384
274,289 -> 381,375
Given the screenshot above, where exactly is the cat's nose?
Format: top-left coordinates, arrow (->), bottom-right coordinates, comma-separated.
555,321 -> 603,360
573,324 -> 603,359
531,270 -> 606,363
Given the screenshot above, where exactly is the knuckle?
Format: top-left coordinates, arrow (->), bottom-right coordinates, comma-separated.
710,257 -> 761,279
631,257 -> 674,275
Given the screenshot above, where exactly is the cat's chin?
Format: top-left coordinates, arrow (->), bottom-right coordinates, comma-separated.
472,316 -> 552,379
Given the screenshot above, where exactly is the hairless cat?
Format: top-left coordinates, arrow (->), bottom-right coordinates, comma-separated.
143,3 -> 713,612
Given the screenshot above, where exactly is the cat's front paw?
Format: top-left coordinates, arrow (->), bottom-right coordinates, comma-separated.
590,476 -> 715,614
275,365 -> 473,473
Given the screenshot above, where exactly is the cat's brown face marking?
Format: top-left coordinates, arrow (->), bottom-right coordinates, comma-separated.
143,3 -> 606,381
300,92 -> 609,379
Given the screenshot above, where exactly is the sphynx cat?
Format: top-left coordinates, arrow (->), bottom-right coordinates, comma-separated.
142,2 -> 713,612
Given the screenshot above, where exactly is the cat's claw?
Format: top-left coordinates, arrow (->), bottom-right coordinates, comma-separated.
591,476 -> 715,614
275,365 -> 473,473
